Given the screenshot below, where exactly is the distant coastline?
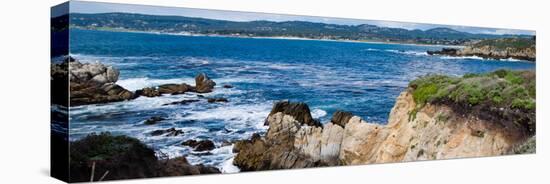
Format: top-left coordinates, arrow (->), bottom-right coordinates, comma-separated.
70,26 -> 464,48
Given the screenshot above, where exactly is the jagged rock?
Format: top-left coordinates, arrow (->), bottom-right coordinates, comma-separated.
144,116 -> 165,125
331,110 -> 353,127
135,87 -> 161,97
266,101 -> 321,127
207,97 -> 228,103
162,99 -> 200,106
157,83 -> 193,95
182,139 -> 216,151
69,61 -> 119,84
195,73 -> 216,93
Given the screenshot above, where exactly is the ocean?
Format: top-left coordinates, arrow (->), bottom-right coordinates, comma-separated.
68,29 -> 535,173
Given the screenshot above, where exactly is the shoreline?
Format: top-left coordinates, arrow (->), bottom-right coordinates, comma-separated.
70,26 -> 464,48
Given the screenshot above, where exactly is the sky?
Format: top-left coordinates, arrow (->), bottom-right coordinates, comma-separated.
64,1 -> 535,35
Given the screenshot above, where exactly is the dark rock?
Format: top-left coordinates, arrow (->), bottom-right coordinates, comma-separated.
158,157 -> 220,176
157,83 -> 193,95
144,116 -> 165,125
68,133 -> 159,182
331,110 -> 354,127
223,84 -> 233,88
195,73 -> 216,93
197,95 -> 205,98
207,97 -> 228,103
162,99 -> 200,106
182,139 -> 216,151
135,87 -> 161,97
266,101 -> 321,127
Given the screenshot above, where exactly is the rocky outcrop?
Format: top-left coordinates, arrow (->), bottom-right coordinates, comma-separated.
149,128 -> 184,137
69,60 -> 135,106
195,73 -> 216,93
266,101 -> 321,127
69,133 -> 219,182
428,38 -> 536,62
233,90 -> 535,171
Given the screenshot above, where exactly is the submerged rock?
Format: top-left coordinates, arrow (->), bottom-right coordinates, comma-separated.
207,97 -> 228,103
222,84 -> 233,88
195,73 -> 216,93
144,116 -> 165,125
150,128 -> 184,137
162,99 -> 200,106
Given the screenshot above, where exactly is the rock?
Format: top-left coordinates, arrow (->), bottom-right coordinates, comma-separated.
330,110 -> 353,128
195,73 -> 216,93
150,128 -> 184,137
68,60 -> 135,106
266,101 -> 321,127
427,48 -> 459,56
70,83 -> 135,106
182,139 -> 216,151
144,116 -> 165,125
158,157 -> 220,176
207,97 -> 228,103
135,87 -> 161,97
162,99 -> 200,106
157,83 -> 193,95
223,84 -> 233,88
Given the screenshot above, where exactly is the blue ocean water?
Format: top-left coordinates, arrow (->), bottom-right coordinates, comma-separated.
68,29 -> 535,172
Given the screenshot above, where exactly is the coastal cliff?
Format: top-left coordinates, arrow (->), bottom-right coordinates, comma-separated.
233,70 -> 536,170
428,37 -> 536,61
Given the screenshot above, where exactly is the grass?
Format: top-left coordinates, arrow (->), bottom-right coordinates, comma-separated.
472,37 -> 535,51
409,69 -> 536,113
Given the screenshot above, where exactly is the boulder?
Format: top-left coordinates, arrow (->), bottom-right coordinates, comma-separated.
195,73 -> 216,93
182,139 -> 216,151
158,157 -> 220,176
69,61 -> 119,84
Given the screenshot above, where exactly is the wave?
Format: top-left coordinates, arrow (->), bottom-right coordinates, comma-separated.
364,48 -> 428,56
440,55 -> 486,60
311,108 -> 327,119
116,77 -> 194,91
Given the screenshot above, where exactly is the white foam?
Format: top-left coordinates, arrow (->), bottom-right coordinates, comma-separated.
311,108 -> 327,119
116,77 -> 194,91
175,103 -> 271,130
220,157 -> 240,173
440,55 -> 486,60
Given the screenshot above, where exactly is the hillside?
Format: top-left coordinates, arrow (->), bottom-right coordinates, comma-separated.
428,37 -> 536,61
69,13 -> 531,45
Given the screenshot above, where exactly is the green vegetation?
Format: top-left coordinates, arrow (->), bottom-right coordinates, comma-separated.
473,37 -> 535,51
409,69 -> 536,112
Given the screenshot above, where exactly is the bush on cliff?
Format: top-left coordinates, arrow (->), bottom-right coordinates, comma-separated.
409,69 -> 535,110
409,69 -> 536,133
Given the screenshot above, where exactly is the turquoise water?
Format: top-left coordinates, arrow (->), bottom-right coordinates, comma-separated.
68,29 -> 535,172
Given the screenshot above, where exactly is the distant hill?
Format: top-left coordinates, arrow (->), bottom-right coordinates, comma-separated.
69,13 -> 531,45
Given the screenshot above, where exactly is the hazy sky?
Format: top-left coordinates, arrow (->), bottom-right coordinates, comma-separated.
66,1 -> 535,35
